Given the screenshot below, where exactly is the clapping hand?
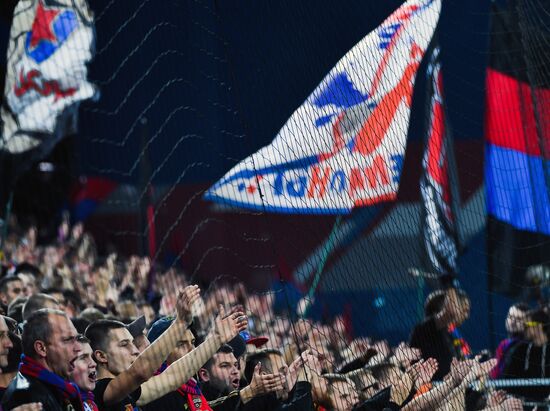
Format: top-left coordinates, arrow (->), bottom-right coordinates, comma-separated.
408,358 -> 438,390
176,285 -> 201,326
213,305 -> 248,343
394,342 -> 421,368
248,362 -> 285,396
463,358 -> 497,384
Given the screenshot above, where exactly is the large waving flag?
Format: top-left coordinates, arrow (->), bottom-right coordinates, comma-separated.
0,0 -> 97,156
206,0 -> 441,214
485,0 -> 550,295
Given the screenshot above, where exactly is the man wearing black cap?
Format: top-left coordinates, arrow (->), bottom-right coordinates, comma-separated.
127,315 -> 150,353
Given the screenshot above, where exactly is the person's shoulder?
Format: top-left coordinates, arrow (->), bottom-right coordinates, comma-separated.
94,378 -> 114,392
2,373 -> 56,408
95,378 -> 114,389
94,378 -> 141,409
410,317 -> 437,341
93,378 -> 114,406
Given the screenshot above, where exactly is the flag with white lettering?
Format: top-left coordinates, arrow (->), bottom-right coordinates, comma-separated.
0,0 -> 97,156
205,0 -> 441,214
420,45 -> 459,275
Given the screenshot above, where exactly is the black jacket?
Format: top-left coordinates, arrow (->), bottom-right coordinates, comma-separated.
201,380 -> 230,402
410,317 -> 455,381
502,341 -> 550,401
2,372 -> 82,411
241,381 -> 313,411
143,389 -> 245,411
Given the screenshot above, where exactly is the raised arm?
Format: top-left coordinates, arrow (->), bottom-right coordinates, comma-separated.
404,359 -> 496,411
137,305 -> 247,405
103,285 -> 200,405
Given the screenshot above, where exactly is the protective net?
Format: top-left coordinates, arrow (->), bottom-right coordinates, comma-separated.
1,0 -> 550,409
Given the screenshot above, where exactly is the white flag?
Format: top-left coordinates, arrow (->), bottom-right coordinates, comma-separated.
206,0 -> 441,214
1,0 -> 97,154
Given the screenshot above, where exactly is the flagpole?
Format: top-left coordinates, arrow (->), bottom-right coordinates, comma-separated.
443,105 -> 463,254
300,215 -> 343,318
138,117 -> 156,259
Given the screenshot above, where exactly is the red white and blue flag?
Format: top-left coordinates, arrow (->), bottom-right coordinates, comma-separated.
206,0 -> 442,214
0,0 -> 97,155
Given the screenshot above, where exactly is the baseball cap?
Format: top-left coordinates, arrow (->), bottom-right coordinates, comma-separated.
127,315 -> 147,339
147,317 -> 174,343
240,330 -> 268,348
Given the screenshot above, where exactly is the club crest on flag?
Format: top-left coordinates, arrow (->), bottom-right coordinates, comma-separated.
206,0 -> 441,214
25,1 -> 79,64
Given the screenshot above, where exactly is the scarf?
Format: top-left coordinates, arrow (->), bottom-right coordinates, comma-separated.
81,390 -> 99,411
447,323 -> 472,359
19,354 -> 84,411
156,362 -> 212,411
490,338 -> 517,379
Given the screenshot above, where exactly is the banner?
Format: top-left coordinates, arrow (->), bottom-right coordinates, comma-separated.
206,0 -> 441,214
0,0 -> 97,155
485,0 -> 550,295
420,45 -> 459,275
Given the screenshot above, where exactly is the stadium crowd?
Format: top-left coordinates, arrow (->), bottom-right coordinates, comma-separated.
0,217 -> 543,410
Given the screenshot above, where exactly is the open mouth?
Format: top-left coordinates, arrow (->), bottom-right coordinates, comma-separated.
88,371 -> 97,383
69,358 -> 77,372
231,378 -> 240,389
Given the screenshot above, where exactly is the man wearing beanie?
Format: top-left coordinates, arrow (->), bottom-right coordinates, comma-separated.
143,316 -> 212,410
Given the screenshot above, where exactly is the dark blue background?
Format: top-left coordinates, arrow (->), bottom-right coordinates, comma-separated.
73,0 -> 490,184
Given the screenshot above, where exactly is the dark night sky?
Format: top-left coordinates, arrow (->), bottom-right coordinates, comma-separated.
41,0 -> 490,185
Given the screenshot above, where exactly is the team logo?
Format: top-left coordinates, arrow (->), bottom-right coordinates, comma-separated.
25,0 -> 79,64
192,396 -> 203,408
